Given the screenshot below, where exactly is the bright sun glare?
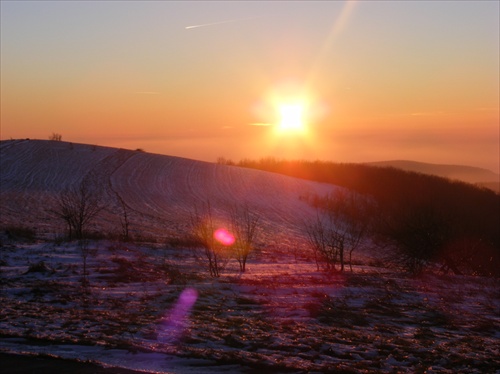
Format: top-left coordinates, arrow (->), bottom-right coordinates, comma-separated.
278,103 -> 305,132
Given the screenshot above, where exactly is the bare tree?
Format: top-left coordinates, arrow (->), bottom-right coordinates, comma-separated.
304,190 -> 373,272
117,195 -> 130,241
51,177 -> 104,298
190,201 -> 229,277
304,211 -> 346,271
304,211 -> 335,270
79,238 -> 91,295
229,203 -> 260,272
52,177 -> 106,240
327,191 -> 373,271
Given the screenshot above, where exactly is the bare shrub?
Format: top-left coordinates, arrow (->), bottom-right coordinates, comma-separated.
304,212 -> 343,271
116,195 -> 130,241
229,203 -> 260,272
49,133 -> 62,141
189,200 -> 230,277
304,191 -> 373,272
51,177 -> 106,240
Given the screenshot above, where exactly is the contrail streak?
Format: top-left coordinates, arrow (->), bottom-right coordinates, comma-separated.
185,16 -> 261,30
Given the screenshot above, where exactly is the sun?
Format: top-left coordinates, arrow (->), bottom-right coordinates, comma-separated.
252,81 -> 324,135
278,103 -> 305,132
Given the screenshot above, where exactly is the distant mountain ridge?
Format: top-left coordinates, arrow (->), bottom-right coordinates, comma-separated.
367,160 -> 499,191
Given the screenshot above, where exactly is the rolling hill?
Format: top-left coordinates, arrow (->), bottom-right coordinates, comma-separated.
0,139 -> 335,243
1,139 -> 499,373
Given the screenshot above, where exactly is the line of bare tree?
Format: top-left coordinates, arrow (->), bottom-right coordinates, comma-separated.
304,190 -> 373,272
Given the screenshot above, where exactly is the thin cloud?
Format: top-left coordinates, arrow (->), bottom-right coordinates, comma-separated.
185,16 -> 263,30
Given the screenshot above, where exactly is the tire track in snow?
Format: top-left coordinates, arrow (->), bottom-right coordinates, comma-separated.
110,154 -> 201,236
1,140 -> 117,194
80,148 -> 142,233
111,153 -> 336,241
1,141 -> 120,230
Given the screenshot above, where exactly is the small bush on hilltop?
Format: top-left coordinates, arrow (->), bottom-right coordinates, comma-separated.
48,133 -> 62,141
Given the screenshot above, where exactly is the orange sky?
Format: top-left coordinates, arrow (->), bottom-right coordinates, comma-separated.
1,1 -> 498,171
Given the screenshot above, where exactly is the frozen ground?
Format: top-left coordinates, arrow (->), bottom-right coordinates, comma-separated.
1,240 -> 499,373
1,139 -> 499,372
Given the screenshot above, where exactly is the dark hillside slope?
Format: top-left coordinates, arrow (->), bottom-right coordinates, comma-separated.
0,139 -> 334,243
238,158 -> 500,276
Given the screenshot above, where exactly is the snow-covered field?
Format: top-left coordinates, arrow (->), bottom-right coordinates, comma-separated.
1,240 -> 499,373
1,139 -> 499,373
0,139 -> 334,241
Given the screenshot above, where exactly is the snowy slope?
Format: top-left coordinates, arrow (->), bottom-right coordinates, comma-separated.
0,139 -> 336,241
1,140 -> 499,373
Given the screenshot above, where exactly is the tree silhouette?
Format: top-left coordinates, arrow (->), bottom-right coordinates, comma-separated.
53,177 -> 105,240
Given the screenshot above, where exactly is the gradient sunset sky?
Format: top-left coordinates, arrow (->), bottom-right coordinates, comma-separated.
1,1 -> 498,171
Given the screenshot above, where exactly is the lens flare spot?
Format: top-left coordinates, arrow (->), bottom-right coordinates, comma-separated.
158,287 -> 198,344
214,228 -> 235,246
179,287 -> 198,307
